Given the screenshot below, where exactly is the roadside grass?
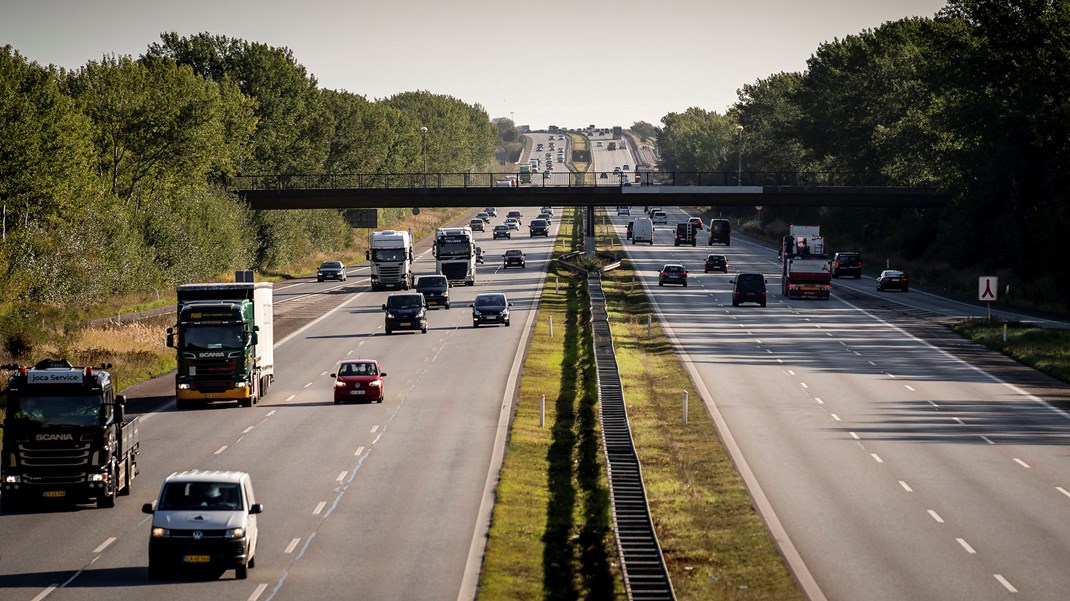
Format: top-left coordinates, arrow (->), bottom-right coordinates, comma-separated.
596,213 -> 805,600
479,208 -> 623,600
950,320 -> 1070,384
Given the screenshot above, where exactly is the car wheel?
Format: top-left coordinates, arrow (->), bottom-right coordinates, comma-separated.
855,274 -> 861,279
505,319 -> 511,327
473,322 -> 479,328
385,327 -> 392,335
147,561 -> 167,581
334,399 -> 341,404
732,301 -> 739,307
761,301 -> 767,307
903,286 -> 909,292
445,302 -> 450,310
659,281 -> 664,286
683,282 -> 687,287
236,563 -> 248,580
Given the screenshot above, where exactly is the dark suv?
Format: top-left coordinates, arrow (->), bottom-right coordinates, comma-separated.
658,264 -> 688,287
832,252 -> 862,279
472,292 -> 511,327
708,219 -> 731,246
317,261 -> 346,282
414,275 -> 450,309
732,273 -> 767,307
382,293 -> 428,334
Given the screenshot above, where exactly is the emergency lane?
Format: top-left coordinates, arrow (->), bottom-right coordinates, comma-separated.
612,206 -> 1070,601
0,206 -> 559,601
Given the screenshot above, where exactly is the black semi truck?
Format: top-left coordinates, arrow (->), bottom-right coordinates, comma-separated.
1,359 -> 139,511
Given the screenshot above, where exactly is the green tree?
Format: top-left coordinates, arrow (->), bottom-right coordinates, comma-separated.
657,107 -> 737,174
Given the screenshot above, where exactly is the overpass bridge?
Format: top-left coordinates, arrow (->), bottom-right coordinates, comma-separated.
232,171 -> 949,239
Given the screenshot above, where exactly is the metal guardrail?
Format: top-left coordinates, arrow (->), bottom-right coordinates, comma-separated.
588,273 -> 675,600
230,171 -> 935,191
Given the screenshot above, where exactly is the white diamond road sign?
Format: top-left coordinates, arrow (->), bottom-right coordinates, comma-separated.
978,276 -> 998,302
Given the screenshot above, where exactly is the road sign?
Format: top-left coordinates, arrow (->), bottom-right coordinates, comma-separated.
342,208 -> 377,228
979,276 -> 998,302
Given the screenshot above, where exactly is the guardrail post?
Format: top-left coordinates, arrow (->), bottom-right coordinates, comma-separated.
540,394 -> 546,428
549,317 -> 553,338
683,391 -> 688,425
555,276 -> 559,293
647,315 -> 652,337
1003,323 -> 1008,342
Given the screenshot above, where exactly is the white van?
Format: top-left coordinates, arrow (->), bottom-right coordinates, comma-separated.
143,470 -> 262,580
632,218 -> 654,245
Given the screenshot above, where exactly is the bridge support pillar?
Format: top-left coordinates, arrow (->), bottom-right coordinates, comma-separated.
585,204 -> 596,256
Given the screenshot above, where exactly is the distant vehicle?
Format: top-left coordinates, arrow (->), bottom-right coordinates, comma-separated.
484,207 -> 498,217
674,222 -> 697,247
617,206 -> 631,216
519,165 -> 532,184
494,179 -> 515,188
317,261 -> 347,282
632,218 -> 654,244
832,252 -> 862,279
623,164 -> 630,170
783,255 -> 832,300
626,220 -> 634,240
704,254 -> 728,273
877,269 -> 909,292
415,274 -> 450,309
493,225 -> 511,239
476,212 -> 491,223
613,166 -> 621,174
540,206 -> 554,216
475,246 -> 486,264
434,227 -> 477,286
504,218 -> 520,230
382,292 -> 428,334
507,210 -> 523,224
658,264 -> 688,287
559,135 -> 566,140
331,359 -> 387,403
732,273 -> 768,307
687,216 -> 704,230
368,229 -> 414,290
469,218 -> 485,232
143,470 -> 261,580
503,249 -> 527,268
536,212 -> 552,224
652,211 -> 668,224
597,141 -> 604,147
647,206 -> 663,218
529,219 -> 550,237
708,219 -> 731,246
472,292 -> 512,327
607,142 -> 617,151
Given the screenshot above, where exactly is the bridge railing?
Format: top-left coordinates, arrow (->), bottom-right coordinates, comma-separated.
230,171 -> 932,191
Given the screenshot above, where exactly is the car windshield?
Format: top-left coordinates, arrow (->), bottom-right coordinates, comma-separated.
436,241 -> 471,257
320,262 -> 342,269
183,325 -> 245,350
9,394 -> 102,427
158,481 -> 243,511
506,250 -> 522,256
417,277 -> 447,288
339,362 -> 378,376
387,295 -> 423,309
371,248 -> 406,262
885,271 -> 904,277
495,226 -> 508,231
476,295 -> 506,308
737,275 -> 764,289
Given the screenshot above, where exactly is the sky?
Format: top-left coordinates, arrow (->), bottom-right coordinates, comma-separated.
2,0 -> 948,130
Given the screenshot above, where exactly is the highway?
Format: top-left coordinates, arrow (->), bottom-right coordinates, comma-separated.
0,207 -> 558,601
610,205 -> 1070,601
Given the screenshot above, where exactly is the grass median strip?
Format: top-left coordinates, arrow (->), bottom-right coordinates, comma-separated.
950,319 -> 1070,384
480,207 -> 803,599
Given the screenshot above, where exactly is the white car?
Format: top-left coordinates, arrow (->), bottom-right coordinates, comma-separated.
504,218 -> 520,230
652,211 -> 668,224
143,470 -> 262,580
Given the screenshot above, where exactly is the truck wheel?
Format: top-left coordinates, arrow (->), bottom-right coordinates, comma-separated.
1,494 -> 21,513
236,563 -> 249,580
118,458 -> 133,496
98,489 -> 116,508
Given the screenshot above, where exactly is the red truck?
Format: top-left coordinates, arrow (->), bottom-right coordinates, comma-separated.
783,256 -> 831,299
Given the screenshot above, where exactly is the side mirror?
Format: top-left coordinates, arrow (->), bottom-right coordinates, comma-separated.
250,503 -> 264,514
508,302 -> 514,307
365,250 -> 370,260
329,373 -> 336,378
729,279 -> 735,284
165,328 -> 175,349
142,502 -> 155,514
381,304 -> 387,310
115,395 -> 126,422
380,372 -> 388,378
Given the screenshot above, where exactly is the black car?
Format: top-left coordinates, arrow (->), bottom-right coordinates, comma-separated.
493,225 -> 511,239
732,273 -> 767,307
658,264 -> 688,287
529,219 -> 549,237
317,260 -> 347,282
503,249 -> 526,268
414,275 -> 450,309
472,292 -> 512,327
626,221 -> 634,240
708,219 -> 731,246
704,254 -> 728,273
382,293 -> 428,334
832,252 -> 862,278
475,246 -> 486,264
877,269 -> 909,292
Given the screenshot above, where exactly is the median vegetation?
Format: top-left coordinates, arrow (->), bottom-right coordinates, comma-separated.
480,209 -> 803,599
950,320 -> 1070,385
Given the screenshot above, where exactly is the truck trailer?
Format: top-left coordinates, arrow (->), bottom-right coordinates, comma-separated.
368,230 -> 414,290
167,282 -> 274,409
1,359 -> 139,511
781,225 -> 831,299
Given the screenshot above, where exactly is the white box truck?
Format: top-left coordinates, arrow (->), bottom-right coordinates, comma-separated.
367,230 -> 414,291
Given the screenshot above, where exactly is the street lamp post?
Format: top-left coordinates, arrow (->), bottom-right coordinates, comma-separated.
421,126 -> 428,186
736,124 -> 744,185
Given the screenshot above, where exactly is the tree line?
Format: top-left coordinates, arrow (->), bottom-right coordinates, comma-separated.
0,32 -> 499,324
652,0 -> 1069,313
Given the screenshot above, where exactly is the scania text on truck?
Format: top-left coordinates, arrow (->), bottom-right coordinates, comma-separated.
167,282 -> 274,409
1,359 -> 139,511
433,227 -> 477,286
367,230 -> 414,291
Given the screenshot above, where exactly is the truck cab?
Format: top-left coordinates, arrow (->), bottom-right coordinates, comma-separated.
1,359 -> 139,511
368,230 -> 414,291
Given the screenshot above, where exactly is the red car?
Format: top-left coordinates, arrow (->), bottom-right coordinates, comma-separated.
331,360 -> 387,403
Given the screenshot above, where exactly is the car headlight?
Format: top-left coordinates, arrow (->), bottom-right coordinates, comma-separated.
3,474 -> 21,484
225,527 -> 246,539
368,380 -> 381,387
177,383 -> 191,390
334,381 -> 347,388
88,472 -> 107,482
152,527 -> 171,538
235,382 -> 249,389
385,313 -> 396,319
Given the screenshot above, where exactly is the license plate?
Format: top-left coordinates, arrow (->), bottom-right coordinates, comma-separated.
184,555 -> 211,563
43,491 -> 66,498
350,390 -> 365,395
400,322 -> 411,327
